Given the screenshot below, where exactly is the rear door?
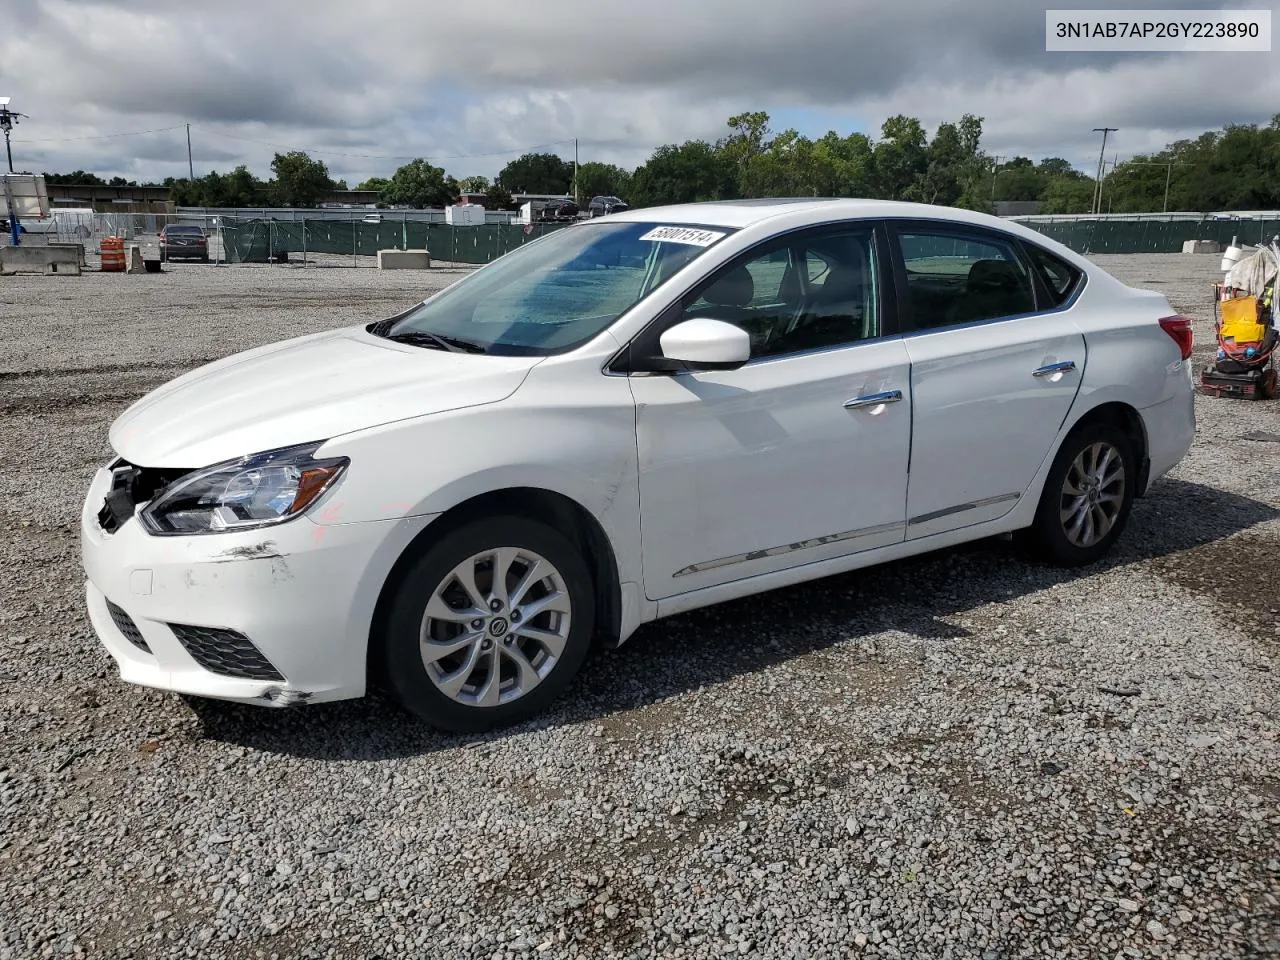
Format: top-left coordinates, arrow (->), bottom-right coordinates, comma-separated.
887,219 -> 1087,539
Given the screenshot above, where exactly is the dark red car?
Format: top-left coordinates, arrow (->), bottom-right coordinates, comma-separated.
159,224 -> 209,262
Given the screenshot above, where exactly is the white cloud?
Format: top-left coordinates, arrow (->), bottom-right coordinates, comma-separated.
0,0 -> 1274,184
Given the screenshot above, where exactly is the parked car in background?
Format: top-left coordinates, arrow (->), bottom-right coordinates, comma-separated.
81,198 -> 1195,732
159,224 -> 209,262
588,196 -> 630,217
538,199 -> 579,221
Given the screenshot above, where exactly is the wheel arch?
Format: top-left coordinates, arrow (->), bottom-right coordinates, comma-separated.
366,486 -> 623,687
1061,400 -> 1150,495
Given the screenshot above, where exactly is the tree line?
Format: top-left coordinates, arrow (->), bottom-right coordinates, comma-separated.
37,112 -> 1280,213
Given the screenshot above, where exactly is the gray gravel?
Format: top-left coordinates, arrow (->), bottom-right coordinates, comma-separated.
1,253 -> 1277,959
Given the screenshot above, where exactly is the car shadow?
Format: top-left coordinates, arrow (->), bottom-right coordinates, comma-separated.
186,478 -> 1278,760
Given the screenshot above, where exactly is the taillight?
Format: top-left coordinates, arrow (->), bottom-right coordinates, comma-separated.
1159,315 -> 1193,361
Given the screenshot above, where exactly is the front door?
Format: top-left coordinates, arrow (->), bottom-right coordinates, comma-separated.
887,221 -> 1086,539
627,222 -> 913,600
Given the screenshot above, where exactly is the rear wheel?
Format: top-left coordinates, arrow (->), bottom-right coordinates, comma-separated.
378,516 -> 595,732
1027,421 -> 1135,567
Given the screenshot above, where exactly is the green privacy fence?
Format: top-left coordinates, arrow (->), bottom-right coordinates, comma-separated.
215,213 -> 1280,263
216,217 -> 573,264
1011,215 -> 1280,254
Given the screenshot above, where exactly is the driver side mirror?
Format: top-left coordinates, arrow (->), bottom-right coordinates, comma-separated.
657,318 -> 751,371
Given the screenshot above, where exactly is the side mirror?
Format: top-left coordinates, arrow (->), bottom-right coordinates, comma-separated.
657,318 -> 751,371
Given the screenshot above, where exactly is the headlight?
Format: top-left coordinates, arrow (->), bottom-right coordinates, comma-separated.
139,442 -> 348,536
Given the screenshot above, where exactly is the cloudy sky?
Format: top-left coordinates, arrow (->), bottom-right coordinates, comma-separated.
0,0 -> 1276,186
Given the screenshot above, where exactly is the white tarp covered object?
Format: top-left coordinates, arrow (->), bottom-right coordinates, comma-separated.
1225,240 -> 1280,297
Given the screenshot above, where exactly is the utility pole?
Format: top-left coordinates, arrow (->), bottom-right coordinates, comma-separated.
186,123 -> 194,181
1159,160 -> 1191,213
0,98 -> 28,174
989,155 -> 1005,210
1091,127 -> 1117,215
573,138 -> 579,205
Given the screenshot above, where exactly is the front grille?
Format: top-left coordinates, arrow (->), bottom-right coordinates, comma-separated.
169,624 -> 285,682
97,460 -> 193,534
106,599 -> 151,653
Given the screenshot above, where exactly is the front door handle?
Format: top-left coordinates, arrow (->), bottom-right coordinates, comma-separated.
1033,360 -> 1076,377
844,389 -> 903,409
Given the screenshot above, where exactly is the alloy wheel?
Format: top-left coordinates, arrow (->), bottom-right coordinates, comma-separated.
419,547 -> 572,708
1059,441 -> 1126,548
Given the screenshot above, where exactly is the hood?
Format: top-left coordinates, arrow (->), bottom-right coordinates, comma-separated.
110,327 -> 541,467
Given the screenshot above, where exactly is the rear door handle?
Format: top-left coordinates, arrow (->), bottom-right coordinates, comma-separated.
1032,360 -> 1076,377
844,389 -> 903,409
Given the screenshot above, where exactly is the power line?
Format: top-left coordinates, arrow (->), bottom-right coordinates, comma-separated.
201,128 -> 580,161
13,124 -> 188,143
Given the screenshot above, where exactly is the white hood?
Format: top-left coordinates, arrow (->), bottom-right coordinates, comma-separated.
109,327 -> 540,467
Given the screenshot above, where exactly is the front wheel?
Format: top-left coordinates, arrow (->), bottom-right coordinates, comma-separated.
378,516 -> 595,732
1027,421 -> 1136,567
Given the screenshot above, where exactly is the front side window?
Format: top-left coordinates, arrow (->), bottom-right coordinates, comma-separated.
897,229 -> 1036,330
377,221 -> 734,356
680,226 -> 880,359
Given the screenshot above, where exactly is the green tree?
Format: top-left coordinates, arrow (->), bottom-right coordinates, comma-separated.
458,175 -> 490,193
382,158 -> 459,208
268,151 -> 334,207
221,165 -> 263,207
575,162 -> 631,201
483,183 -> 515,210
718,111 -> 773,187
629,141 -> 734,207
1041,176 -> 1095,214
42,170 -> 106,185
874,115 -> 929,200
356,176 -> 391,193
497,152 -> 573,194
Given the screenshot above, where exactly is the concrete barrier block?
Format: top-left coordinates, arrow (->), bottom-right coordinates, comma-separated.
0,245 -> 83,275
47,242 -> 87,267
378,249 -> 431,270
1182,240 -> 1223,254
126,245 -> 146,273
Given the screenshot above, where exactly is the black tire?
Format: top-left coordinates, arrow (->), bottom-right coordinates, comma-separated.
200,254 -> 210,263
378,516 -> 595,732
1027,420 -> 1136,567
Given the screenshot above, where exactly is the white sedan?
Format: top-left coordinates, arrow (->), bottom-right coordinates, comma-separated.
80,199 -> 1196,731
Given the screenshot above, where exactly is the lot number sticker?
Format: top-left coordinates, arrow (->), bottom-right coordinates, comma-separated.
638,226 -> 727,247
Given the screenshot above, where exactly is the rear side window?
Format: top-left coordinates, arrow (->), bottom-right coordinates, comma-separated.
896,230 -> 1037,330
1024,244 -> 1082,306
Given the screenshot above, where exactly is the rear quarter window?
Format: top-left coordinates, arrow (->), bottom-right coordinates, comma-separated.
1024,244 -> 1082,307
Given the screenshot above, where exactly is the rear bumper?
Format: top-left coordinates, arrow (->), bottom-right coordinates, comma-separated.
1140,368 -> 1196,491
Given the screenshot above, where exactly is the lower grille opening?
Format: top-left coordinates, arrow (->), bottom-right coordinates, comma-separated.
106,599 -> 151,653
168,624 -> 285,682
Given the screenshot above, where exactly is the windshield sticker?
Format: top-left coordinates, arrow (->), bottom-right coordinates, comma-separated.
638,226 -> 727,247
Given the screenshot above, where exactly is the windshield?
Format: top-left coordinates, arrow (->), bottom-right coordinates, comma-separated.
373,220 -> 735,356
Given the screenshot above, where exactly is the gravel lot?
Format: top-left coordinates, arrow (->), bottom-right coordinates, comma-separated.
1,252 -> 1277,960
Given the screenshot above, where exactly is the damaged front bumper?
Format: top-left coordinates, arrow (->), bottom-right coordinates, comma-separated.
80,462 -> 435,707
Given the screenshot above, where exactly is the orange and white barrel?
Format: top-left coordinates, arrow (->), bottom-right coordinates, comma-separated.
100,236 -> 125,272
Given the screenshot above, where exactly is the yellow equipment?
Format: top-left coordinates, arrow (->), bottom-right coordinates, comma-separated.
1219,295 -> 1268,344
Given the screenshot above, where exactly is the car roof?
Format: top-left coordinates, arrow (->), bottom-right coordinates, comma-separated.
604,197 -> 1023,231
600,197 -> 1097,271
